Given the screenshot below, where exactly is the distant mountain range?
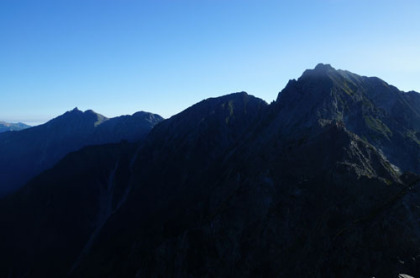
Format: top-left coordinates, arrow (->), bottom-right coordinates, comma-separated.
1,64 -> 420,277
0,121 -> 30,133
0,108 -> 163,196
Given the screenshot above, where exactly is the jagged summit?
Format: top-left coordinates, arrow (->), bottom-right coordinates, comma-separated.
300,63 -> 336,78
63,107 -> 85,116
314,63 -> 334,71
65,107 -> 100,116
47,108 -> 108,128
274,64 -> 420,174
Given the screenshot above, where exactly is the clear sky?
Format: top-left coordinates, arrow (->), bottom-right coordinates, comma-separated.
1,0 -> 420,125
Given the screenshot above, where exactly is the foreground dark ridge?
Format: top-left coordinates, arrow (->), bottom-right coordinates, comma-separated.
1,65 -> 420,277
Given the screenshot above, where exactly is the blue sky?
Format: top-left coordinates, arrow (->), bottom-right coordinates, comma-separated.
1,0 -> 420,124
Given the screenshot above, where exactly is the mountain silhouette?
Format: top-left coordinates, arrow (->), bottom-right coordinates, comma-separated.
1,65 -> 420,277
0,108 -> 163,196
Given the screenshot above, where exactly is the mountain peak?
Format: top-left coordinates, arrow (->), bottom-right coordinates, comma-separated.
62,107 -> 83,118
45,108 -> 108,129
63,108 -> 102,117
301,63 -> 336,78
314,63 -> 334,71
70,107 -> 81,113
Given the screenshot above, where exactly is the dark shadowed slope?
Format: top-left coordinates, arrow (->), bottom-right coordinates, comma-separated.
73,81 -> 418,277
1,66 -> 420,277
73,68 -> 420,277
0,108 -> 163,196
0,92 -> 268,277
0,142 -> 137,278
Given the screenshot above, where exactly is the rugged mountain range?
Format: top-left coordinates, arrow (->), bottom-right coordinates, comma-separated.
1,64 -> 420,277
0,121 -> 30,133
0,108 -> 163,196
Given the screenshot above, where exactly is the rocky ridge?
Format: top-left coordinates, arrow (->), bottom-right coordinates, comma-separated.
1,65 -> 420,277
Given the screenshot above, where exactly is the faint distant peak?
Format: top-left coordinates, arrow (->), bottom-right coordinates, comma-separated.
0,120 -> 30,127
0,121 -> 31,133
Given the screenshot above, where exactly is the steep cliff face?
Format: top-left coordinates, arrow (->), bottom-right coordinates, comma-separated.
1,66 -> 420,277
275,64 -> 420,173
